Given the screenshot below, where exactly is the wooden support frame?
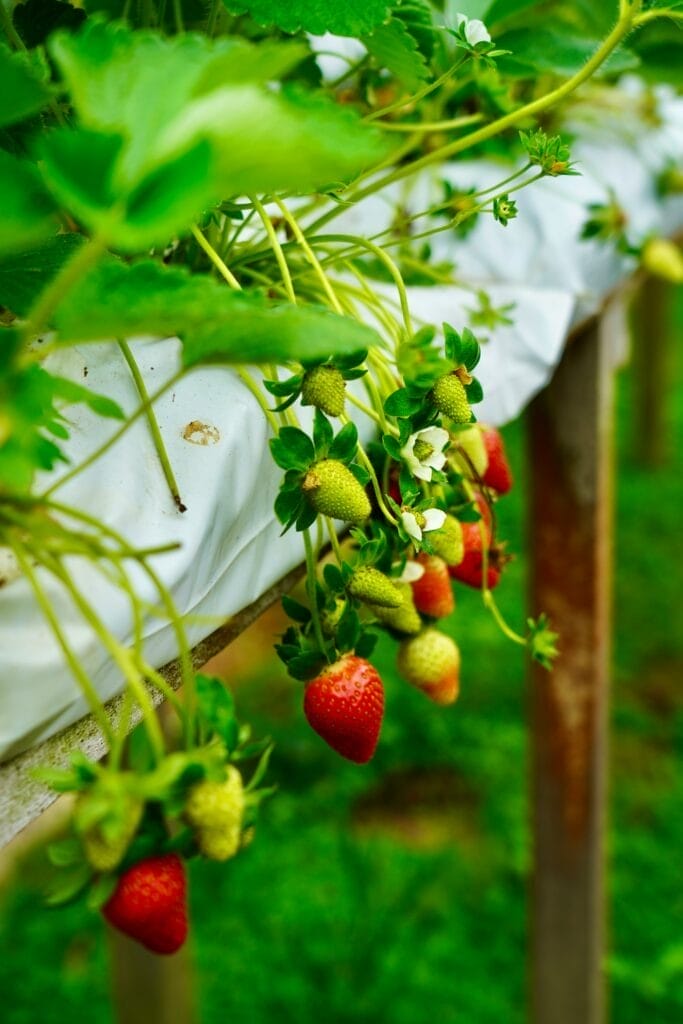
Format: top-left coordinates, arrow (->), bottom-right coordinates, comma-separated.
526,299 -> 625,1024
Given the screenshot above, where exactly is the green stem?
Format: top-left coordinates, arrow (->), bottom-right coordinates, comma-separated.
44,551 -> 166,762
302,528 -> 329,660
0,1 -> 26,51
325,517 -> 345,564
634,7 -> 682,25
250,195 -> 297,304
364,56 -> 469,123
9,538 -> 116,746
311,10 -> 638,229
172,0 -> 184,32
340,414 -> 397,526
272,198 -> 344,314
237,369 -> 280,434
311,234 -> 412,339
191,224 -> 242,290
118,339 -> 186,512
376,113 -> 483,133
41,368 -> 185,498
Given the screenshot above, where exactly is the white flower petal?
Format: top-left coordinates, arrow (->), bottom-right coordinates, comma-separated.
426,451 -> 447,472
413,462 -> 433,482
423,508 -> 447,533
401,511 -> 422,541
421,426 -> 450,451
398,560 -> 425,583
466,19 -> 491,45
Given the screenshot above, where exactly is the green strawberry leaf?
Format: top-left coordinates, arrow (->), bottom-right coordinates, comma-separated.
286,650 -> 326,681
0,150 -> 58,256
295,500 -> 319,533
334,602 -> 361,653
0,235 -> 83,316
54,260 -> 382,364
465,377 -> 484,405
44,862 -> 92,907
328,421 -> 358,463
49,22 -> 388,202
274,484 -> 305,526
223,0 -> 392,36
363,16 -> 430,90
443,322 -> 463,364
47,837 -> 83,867
263,376 -> 302,397
382,433 -> 402,460
281,595 -> 312,624
0,44 -> 51,127
244,742 -> 274,793
348,463 -> 371,486
355,630 -> 379,659
527,614 -> 559,670
271,427 -> 315,470
86,874 -> 118,912
313,409 -> 334,454
195,674 -> 239,750
51,375 -> 125,420
459,327 -> 481,371
323,563 -> 345,593
384,387 -> 424,418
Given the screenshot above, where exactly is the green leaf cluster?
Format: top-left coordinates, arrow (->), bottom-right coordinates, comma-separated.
224,0 -> 392,36
51,259 -> 381,367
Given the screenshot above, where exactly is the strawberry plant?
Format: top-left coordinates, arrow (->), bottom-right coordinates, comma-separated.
0,0 -> 680,953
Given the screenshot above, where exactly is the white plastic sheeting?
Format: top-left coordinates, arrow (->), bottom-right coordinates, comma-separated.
1,86 -> 682,760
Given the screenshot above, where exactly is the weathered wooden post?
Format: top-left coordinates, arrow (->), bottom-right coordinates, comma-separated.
527,300 -> 624,1024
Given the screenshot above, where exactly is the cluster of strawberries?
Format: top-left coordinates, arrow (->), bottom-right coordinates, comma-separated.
300,423 -> 513,766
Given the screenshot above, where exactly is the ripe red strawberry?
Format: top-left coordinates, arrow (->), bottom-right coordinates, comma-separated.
410,553 -> 454,619
303,655 -> 384,764
448,517 -> 501,590
397,628 -> 461,706
481,428 -> 513,495
102,854 -> 188,955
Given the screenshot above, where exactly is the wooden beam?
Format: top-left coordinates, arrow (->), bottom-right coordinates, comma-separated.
526,300 -> 622,1024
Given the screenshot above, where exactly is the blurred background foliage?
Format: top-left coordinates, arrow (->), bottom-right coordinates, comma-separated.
1,284 -> 681,1021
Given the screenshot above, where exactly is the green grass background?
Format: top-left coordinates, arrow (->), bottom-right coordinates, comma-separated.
1,289 -> 681,1023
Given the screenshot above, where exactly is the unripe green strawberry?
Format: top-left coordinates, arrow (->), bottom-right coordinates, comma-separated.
397,628 -> 461,705
185,769 -> 244,830
302,459 -> 371,524
368,582 -> 421,635
430,372 -> 471,423
196,824 -> 242,862
429,514 -> 464,566
185,769 -> 245,862
452,425 -> 488,478
348,566 -> 402,608
78,793 -> 144,873
301,365 -> 346,417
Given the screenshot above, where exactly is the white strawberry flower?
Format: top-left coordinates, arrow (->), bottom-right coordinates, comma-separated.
401,507 -> 447,543
395,560 -> 425,583
454,13 -> 491,46
400,426 -> 450,482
